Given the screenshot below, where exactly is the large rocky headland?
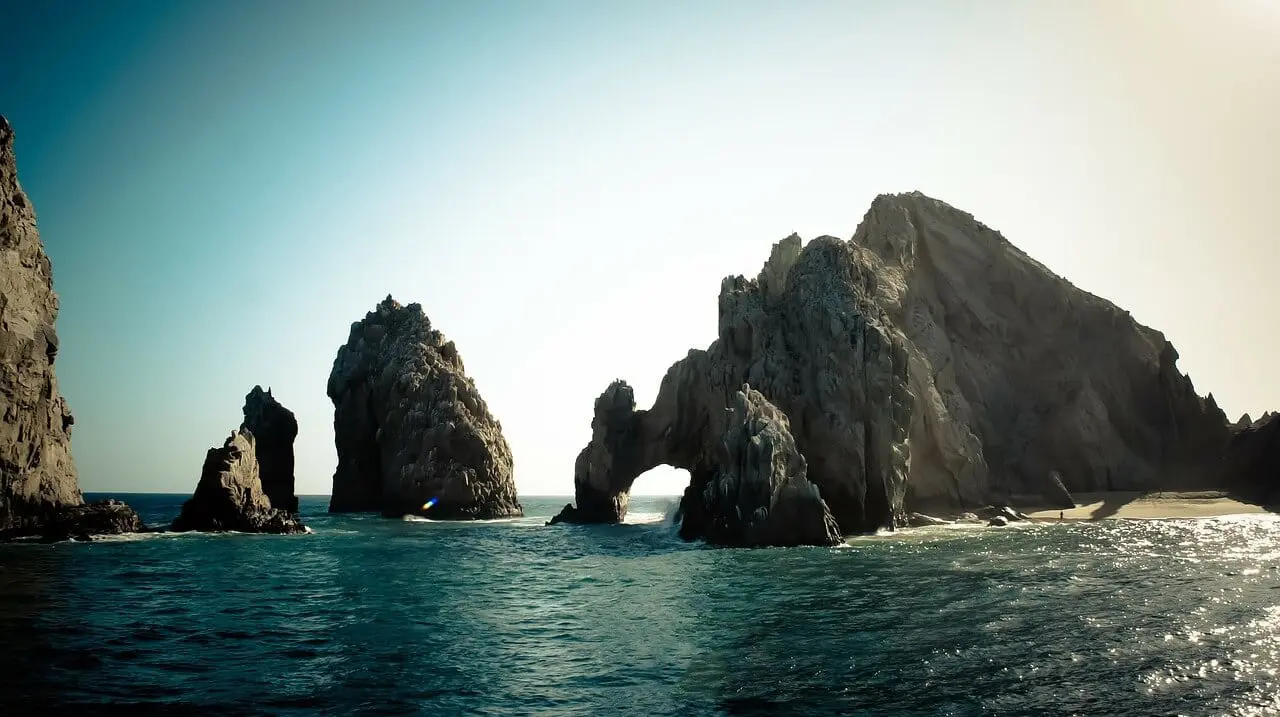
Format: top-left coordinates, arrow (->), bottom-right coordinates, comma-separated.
328,296 -> 522,519
0,115 -> 143,540
552,191 -> 1271,543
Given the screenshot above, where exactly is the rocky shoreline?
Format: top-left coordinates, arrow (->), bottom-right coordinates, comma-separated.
2,112 -> 1278,546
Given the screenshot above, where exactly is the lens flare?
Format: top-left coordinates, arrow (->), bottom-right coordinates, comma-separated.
421,498 -> 438,511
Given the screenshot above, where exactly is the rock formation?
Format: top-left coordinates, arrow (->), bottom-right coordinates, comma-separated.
327,296 -> 521,519
1220,413 -> 1280,507
685,385 -> 841,547
171,429 -> 305,533
241,385 -> 298,513
0,115 -> 90,537
554,192 -> 1235,535
41,499 -> 144,542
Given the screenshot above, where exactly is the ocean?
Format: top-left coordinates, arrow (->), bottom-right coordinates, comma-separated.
0,494 -> 1278,716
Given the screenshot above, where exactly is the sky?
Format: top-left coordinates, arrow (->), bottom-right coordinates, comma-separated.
1,0 -> 1276,497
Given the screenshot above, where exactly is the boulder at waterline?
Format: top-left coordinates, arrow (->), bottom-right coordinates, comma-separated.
41,499 -> 145,542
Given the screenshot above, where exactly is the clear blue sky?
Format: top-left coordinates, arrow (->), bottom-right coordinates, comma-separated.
2,0 -> 1276,496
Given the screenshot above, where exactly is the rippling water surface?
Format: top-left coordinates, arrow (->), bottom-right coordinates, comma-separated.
2,494 -> 1279,716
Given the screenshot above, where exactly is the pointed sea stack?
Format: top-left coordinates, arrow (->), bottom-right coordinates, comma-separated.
553,192 -> 1235,537
241,385 -> 299,513
328,296 -> 521,519
0,115 -> 141,539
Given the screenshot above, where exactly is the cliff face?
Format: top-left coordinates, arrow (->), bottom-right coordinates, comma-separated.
851,193 -> 1229,510
241,385 -> 299,513
555,192 -> 1232,535
327,296 -> 521,519
0,116 -> 81,536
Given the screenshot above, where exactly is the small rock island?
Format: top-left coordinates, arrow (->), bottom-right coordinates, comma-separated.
172,386 -> 305,534
327,296 -> 521,520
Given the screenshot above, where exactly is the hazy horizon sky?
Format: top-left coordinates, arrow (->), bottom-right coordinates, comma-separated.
2,0 -> 1277,496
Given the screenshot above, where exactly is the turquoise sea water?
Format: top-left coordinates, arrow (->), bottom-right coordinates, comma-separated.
1,494 -> 1279,716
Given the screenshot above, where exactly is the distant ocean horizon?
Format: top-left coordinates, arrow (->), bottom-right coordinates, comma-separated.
4,495 -> 1277,715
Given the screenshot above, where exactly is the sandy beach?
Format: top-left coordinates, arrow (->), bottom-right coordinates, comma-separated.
1024,491 -> 1271,522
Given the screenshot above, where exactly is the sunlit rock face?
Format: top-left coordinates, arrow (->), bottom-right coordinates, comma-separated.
0,115 -> 82,537
172,429 -> 306,534
553,192 -> 1233,535
328,296 -> 521,520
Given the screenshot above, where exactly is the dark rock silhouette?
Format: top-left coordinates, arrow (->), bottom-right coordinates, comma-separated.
171,430 -> 305,534
553,192 -> 1233,535
689,385 -> 842,547
41,499 -> 144,542
1221,413 -> 1280,507
241,385 -> 299,513
328,296 -> 521,519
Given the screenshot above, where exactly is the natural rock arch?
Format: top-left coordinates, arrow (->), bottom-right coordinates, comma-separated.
551,230 -> 910,536
552,192 -> 1237,536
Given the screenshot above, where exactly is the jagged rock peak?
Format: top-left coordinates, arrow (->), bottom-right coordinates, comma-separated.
241,384 -> 299,513
172,429 -> 305,534
328,295 -> 521,519
0,114 -> 83,537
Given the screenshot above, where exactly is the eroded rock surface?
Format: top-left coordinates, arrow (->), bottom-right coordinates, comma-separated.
328,296 -> 520,519
682,386 -> 841,547
555,192 -> 1234,535
849,192 -> 1228,512
0,115 -> 83,537
241,385 -> 299,513
171,430 -> 305,534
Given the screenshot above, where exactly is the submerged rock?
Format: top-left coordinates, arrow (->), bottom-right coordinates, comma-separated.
0,116 -> 83,537
554,192 -> 1233,536
683,386 -> 841,547
171,430 -> 305,534
41,499 -> 144,542
241,385 -> 299,513
328,296 -> 521,519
